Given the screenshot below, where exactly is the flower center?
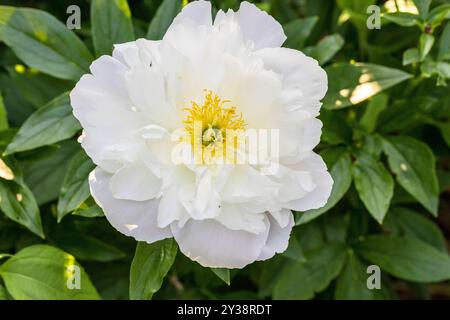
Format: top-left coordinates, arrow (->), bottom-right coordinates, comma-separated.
183,90 -> 246,164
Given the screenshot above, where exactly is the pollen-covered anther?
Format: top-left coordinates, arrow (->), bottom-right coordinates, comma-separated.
183,90 -> 246,164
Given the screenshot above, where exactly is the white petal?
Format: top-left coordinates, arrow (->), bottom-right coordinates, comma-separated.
157,185 -> 188,228
220,165 -> 281,203
257,213 -> 294,261
255,47 -> 328,112
276,167 -> 316,203
110,163 -> 162,201
285,153 -> 334,211
278,118 -> 323,157
169,0 -> 212,31
89,55 -> 129,98
113,41 -> 139,67
216,203 -> 267,234
157,166 -> 194,228
113,40 -> 162,69
218,56 -> 282,128
171,218 -> 269,268
124,67 -> 178,128
237,2 -> 286,50
70,58 -> 147,170
89,168 -> 172,243
270,208 -> 292,228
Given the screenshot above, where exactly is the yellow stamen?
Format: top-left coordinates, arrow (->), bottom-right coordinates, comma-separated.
183,90 -> 246,164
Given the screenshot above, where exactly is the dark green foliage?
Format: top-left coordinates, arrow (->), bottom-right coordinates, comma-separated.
0,0 -> 449,300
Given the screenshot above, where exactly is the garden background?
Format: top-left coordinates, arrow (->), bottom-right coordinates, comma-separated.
0,0 -> 449,300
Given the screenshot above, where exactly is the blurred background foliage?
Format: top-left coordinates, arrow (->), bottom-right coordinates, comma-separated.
0,0 -> 449,300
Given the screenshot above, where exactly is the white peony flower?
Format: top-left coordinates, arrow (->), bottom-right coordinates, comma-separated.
70,0 -> 333,269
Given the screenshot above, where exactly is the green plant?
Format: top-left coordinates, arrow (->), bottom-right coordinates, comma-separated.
0,0 -> 449,300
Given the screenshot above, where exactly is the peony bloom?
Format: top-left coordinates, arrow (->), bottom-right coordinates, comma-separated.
70,0 -> 332,269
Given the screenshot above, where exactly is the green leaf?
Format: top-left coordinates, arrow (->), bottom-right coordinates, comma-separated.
413,0 -> 431,19
91,0 -> 134,56
50,230 -> 125,262
335,250 -> 388,300
7,65 -> 72,109
429,4 -> 450,28
360,93 -> 389,133
320,109 -> 353,145
0,6 -> 93,81
352,153 -> 394,224
336,0 -> 375,43
382,136 -> 439,215
5,93 -> 80,155
73,204 -> 104,218
57,151 -> 95,222
0,73 -> 35,126
210,268 -> 230,286
438,22 -> 450,61
273,243 -> 346,299
419,33 -> 434,61
403,48 -> 420,66
354,235 -> 450,282
383,12 -> 418,27
0,94 -> 8,131
324,63 -> 412,109
258,256 -> 285,298
23,140 -> 80,205
0,244 -> 100,299
283,17 -> 318,50
146,0 -> 182,40
383,207 -> 447,252
297,152 -> 352,225
129,239 -> 178,300
282,232 -> 306,262
322,212 -> 349,243
434,121 -> 450,147
0,283 -> 7,299
306,34 -> 344,65
0,179 -> 43,238
421,60 -> 450,85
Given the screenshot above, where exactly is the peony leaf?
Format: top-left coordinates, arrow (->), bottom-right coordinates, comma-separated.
354,235 -> 450,282
91,0 -> 135,56
146,0 -> 182,40
413,0 -> 431,19
49,229 -> 125,262
438,22 -> 450,61
0,94 -> 7,131
0,245 -> 100,299
210,268 -> 230,286
335,250 -> 392,300
129,239 -> 178,300
0,6 -> 93,81
382,136 -> 439,216
418,33 -> 434,61
0,178 -> 43,238
283,16 -> 318,50
273,243 -> 347,299
383,12 -> 418,27
383,207 -> 447,252
352,152 -> 394,224
324,63 -> 412,109
304,34 -> 345,65
23,140 -> 80,205
5,93 -> 81,155
57,151 -> 95,222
